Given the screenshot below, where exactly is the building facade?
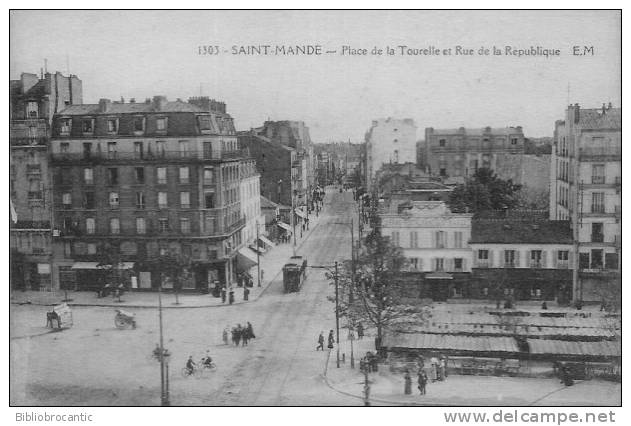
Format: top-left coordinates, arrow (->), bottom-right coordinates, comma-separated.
381,201 -> 473,300
424,126 -> 525,181
469,219 -> 573,303
239,158 -> 264,246
365,118 -> 417,191
49,96 -> 248,293
549,103 -> 621,303
10,71 -> 83,290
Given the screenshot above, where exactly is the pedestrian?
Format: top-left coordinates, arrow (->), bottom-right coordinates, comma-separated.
231,327 -> 237,345
260,269 -> 264,285
222,327 -> 229,345
542,301 -> 548,310
430,357 -> 438,382
242,327 -> 249,346
246,322 -> 255,339
418,370 -> 428,395
357,322 -> 364,340
229,289 -> 235,304
439,356 -> 446,381
221,287 -> 227,303
404,369 -> 412,395
244,286 -> 250,301
234,324 -> 242,346
316,331 -> 325,351
327,330 -> 335,349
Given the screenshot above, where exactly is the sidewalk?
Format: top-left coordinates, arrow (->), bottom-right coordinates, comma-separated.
10,201 -> 327,310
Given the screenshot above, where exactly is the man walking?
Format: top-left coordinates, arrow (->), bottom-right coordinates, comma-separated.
316,332 -> 325,351
418,370 -> 428,395
357,322 -> 364,340
327,330 -> 335,349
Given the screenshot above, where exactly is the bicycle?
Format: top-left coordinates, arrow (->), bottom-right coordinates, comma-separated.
181,364 -> 203,378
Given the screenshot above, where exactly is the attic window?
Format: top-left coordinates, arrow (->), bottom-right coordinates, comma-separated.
198,116 -> 212,131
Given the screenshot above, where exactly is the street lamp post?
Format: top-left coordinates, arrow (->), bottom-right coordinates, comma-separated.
334,261 -> 340,368
158,276 -> 169,406
256,220 -> 261,287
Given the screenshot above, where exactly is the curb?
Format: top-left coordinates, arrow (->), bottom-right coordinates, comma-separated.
10,213 -> 325,311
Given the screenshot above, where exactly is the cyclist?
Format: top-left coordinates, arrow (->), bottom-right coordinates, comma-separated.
185,355 -> 196,375
201,350 -> 213,368
153,344 -> 161,360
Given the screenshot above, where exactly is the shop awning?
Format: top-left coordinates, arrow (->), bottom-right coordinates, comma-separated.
71,262 -> 101,270
258,235 -> 276,248
236,247 -> 258,270
277,221 -> 292,232
294,209 -> 308,220
249,244 -> 265,254
71,262 -> 135,270
383,333 -> 519,353
527,339 -> 621,358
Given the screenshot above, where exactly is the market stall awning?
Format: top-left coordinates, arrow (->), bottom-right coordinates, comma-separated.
258,235 -> 276,248
277,221 -> 292,232
527,339 -> 621,358
236,247 -> 258,270
294,209 -> 308,220
383,333 -> 519,353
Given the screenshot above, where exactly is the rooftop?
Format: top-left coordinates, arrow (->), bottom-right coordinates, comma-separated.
470,219 -> 572,244
428,126 -> 523,136
577,107 -> 621,130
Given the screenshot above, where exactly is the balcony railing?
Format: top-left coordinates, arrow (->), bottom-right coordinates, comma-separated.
591,233 -> 604,243
579,146 -> 621,159
591,176 -> 605,184
51,149 -> 249,163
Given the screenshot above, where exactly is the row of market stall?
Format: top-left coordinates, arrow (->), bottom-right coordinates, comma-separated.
382,310 -> 621,378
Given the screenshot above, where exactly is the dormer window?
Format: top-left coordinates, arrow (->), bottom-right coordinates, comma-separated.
82,119 -> 94,133
133,117 -> 145,133
27,102 -> 38,118
198,116 -> 212,131
156,117 -> 167,131
107,119 -> 118,133
60,118 -> 72,134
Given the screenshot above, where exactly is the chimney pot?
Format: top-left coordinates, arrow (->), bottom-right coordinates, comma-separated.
98,98 -> 112,112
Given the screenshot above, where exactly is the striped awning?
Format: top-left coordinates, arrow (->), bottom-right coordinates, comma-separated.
71,262 -> 135,270
294,209 -> 308,220
258,235 -> 276,247
277,221 -> 292,232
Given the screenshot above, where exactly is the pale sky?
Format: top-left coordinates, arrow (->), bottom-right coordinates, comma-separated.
10,10 -> 621,141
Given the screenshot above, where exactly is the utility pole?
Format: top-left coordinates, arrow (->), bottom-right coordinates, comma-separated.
256,220 -> 261,287
158,278 -> 169,406
334,261 -> 340,368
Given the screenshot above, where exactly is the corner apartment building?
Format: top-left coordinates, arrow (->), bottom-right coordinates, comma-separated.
424,126 -> 525,181
10,71 -> 82,290
380,201 -> 472,301
365,118 -> 417,192
549,103 -> 621,303
49,96 -> 249,293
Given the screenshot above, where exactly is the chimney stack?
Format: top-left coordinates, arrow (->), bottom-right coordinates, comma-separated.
152,95 -> 167,111
573,103 -> 580,124
98,98 -> 111,113
608,102 -> 613,110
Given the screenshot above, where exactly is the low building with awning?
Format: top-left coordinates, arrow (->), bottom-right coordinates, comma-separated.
294,208 -> 308,221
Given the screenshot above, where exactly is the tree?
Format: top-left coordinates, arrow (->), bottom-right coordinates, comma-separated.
96,242 -> 125,301
328,221 -> 410,352
447,168 -> 522,214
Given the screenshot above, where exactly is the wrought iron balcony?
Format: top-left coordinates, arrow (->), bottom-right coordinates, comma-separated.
50,149 -> 249,164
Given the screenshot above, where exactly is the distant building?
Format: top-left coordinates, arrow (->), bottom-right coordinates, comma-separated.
469,218 -> 573,303
10,71 -> 83,290
549,103 -> 621,303
380,201 -> 473,301
365,118 -> 417,191
424,126 -> 525,181
49,96 -> 250,293
494,153 -> 551,192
